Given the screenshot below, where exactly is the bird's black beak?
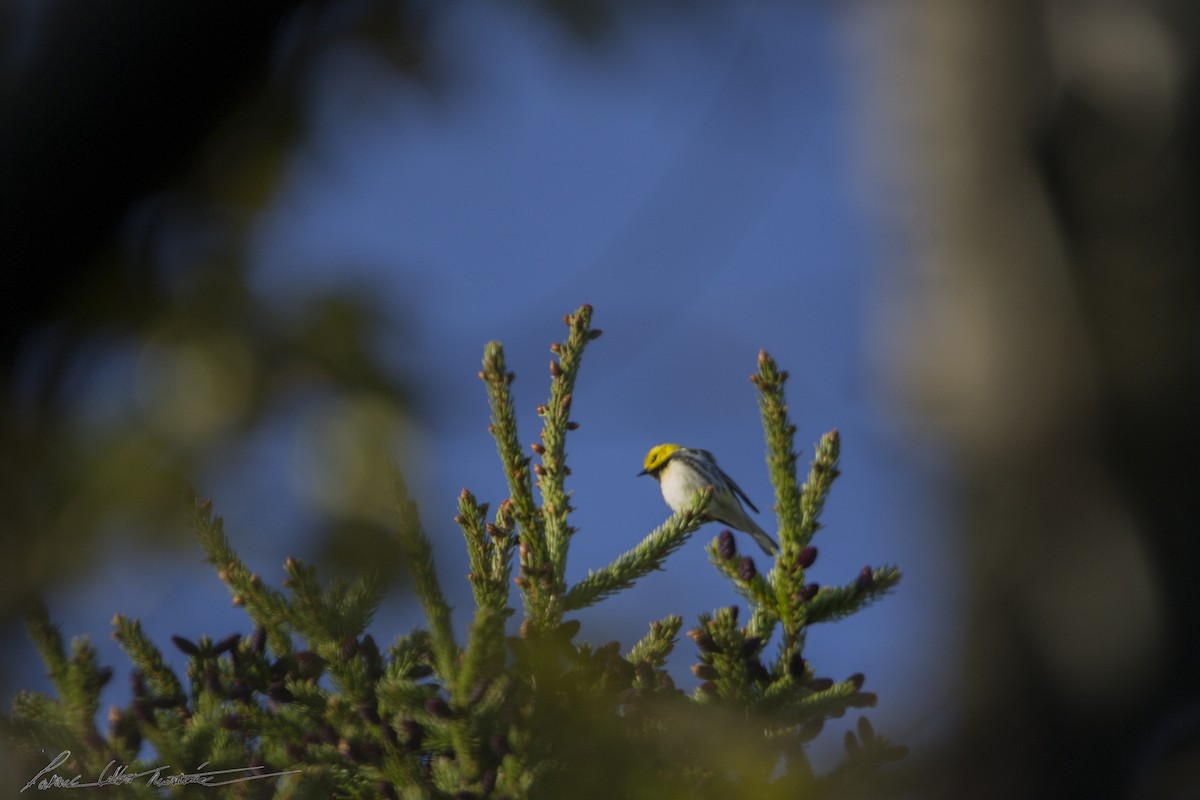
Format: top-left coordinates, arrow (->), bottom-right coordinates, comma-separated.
636,469 -> 649,477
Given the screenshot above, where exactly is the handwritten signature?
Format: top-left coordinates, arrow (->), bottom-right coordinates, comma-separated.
22,750 -> 302,792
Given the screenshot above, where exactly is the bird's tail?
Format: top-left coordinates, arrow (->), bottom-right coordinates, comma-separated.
745,519 -> 779,557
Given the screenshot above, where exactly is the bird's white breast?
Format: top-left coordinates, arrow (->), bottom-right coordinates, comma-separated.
660,459 -> 710,511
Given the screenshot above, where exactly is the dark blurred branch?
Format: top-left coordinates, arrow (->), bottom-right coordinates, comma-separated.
0,0 -> 319,372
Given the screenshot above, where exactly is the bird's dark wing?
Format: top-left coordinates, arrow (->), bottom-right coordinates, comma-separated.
717,465 -> 759,514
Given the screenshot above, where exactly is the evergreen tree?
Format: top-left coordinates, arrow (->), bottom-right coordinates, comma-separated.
4,305 -> 902,798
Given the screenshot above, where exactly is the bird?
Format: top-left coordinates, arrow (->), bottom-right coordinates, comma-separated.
638,444 -> 778,556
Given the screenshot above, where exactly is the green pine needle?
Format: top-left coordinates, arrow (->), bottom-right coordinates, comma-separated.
625,615 -> 683,672
389,468 -> 459,682
801,565 -> 902,626
191,492 -> 294,657
538,304 -> 597,582
562,487 -> 711,612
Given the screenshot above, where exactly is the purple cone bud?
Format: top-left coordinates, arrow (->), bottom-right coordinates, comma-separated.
361,635 -> 380,660
687,627 -> 717,653
738,556 -> 757,582
848,672 -> 865,689
170,636 -> 200,657
267,681 -> 293,703
788,652 -> 807,678
295,651 -> 323,680
269,657 -> 291,681
718,530 -> 736,560
358,703 -> 381,725
400,719 -> 424,749
229,679 -> 251,705
213,633 -> 241,656
799,583 -> 819,602
424,696 -> 451,719
691,663 -> 718,680
480,769 -> 497,795
798,546 -> 818,568
857,566 -> 874,591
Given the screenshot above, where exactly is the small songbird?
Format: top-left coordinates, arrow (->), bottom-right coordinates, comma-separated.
638,444 -> 778,556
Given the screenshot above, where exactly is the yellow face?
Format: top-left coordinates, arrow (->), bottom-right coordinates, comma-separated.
640,443 -> 682,476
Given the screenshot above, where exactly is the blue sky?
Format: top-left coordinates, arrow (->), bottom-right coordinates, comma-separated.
24,2 -> 962,764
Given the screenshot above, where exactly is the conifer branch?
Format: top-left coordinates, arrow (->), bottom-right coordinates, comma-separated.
537,304 -> 598,587
480,341 -> 544,617
624,616 -> 682,693
456,605 -> 509,702
22,605 -> 109,748
8,307 -> 906,798
389,469 -> 459,682
111,615 -> 185,707
801,565 -> 902,626
191,492 -> 294,657
24,601 -> 70,690
819,716 -> 909,794
625,616 -> 682,673
457,487 -> 493,605
457,488 -> 514,617
7,692 -> 77,754
111,615 -> 193,764
797,429 -> 840,549
561,487 -> 711,612
688,605 -> 763,705
706,536 -> 779,613
751,350 -> 805,546
761,675 -> 872,720
747,355 -> 856,657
